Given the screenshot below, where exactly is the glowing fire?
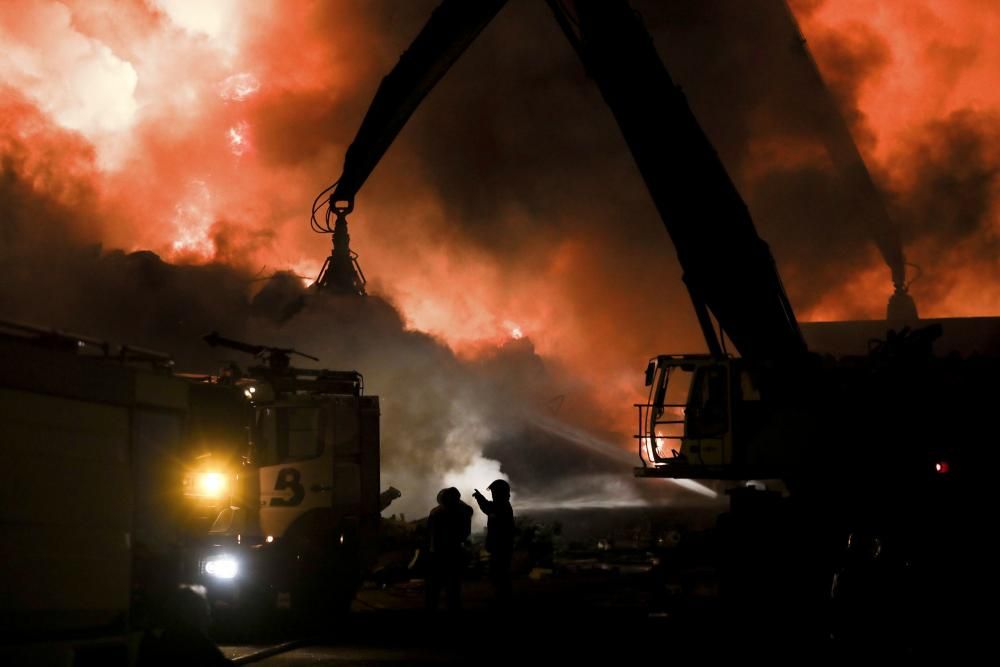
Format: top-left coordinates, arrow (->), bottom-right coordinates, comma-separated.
1,0 -> 998,469
219,73 -> 260,101
170,180 -> 215,259
289,259 -> 323,288
227,121 -> 251,156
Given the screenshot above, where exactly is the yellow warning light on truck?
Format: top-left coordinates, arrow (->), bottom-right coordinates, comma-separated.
184,469 -> 231,500
195,472 -> 228,498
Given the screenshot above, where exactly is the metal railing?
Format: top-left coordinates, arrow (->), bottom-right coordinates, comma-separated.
634,402 -> 687,467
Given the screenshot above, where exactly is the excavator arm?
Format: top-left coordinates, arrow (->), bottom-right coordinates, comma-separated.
309,0 -> 828,480
549,0 -> 805,361
312,0 -> 831,479
313,0 -> 507,293
330,0 -> 508,210
319,0 -> 806,362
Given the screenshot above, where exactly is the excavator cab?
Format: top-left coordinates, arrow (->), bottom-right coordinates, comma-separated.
636,355 -> 746,478
637,354 -> 776,480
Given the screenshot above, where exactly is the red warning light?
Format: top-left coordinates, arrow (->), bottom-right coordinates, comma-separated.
934,461 -> 950,474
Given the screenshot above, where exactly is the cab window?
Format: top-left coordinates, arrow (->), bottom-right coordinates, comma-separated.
685,366 -> 728,438
257,407 -> 323,465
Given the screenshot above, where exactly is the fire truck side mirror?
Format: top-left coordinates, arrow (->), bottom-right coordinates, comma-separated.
644,360 -> 656,387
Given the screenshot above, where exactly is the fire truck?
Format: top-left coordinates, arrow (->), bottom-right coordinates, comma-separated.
0,321 -> 243,664
185,332 -> 381,627
0,322 -> 381,663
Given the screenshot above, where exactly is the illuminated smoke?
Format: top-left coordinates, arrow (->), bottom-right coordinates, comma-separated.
227,121 -> 252,156
503,320 -> 524,340
152,0 -> 243,52
0,0 -> 138,168
789,0 -> 1000,319
220,73 -> 261,101
1,0 -> 998,515
170,180 -> 215,258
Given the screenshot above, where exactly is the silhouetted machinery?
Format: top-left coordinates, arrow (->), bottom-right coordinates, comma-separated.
0,323 -> 381,663
313,0 -> 983,651
190,332 -> 381,623
0,322 -> 246,664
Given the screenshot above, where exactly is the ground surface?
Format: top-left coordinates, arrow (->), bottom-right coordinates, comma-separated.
220,573 -> 692,665
216,569 -> 853,665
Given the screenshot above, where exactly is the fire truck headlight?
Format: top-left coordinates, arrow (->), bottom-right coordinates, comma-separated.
204,555 -> 239,579
195,472 -> 228,498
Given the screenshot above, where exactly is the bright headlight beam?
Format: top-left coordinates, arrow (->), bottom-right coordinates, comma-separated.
196,472 -> 227,497
204,555 -> 239,579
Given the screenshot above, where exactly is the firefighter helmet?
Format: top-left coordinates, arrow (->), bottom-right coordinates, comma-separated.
487,479 -> 510,495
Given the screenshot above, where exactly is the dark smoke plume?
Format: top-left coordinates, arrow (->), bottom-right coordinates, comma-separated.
1,94 -> 698,516
3,0 -> 999,518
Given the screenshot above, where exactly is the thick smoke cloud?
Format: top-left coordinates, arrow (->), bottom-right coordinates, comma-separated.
891,111 -> 1000,246
785,0 -> 1000,318
882,109 -> 1000,315
0,95 -> 686,517
2,0 -> 999,515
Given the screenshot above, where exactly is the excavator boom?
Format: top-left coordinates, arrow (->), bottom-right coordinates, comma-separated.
313,0 -> 506,294
331,0 -> 507,209
321,0 -> 806,360
550,0 -> 805,361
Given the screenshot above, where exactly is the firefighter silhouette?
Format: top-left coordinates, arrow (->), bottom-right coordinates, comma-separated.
426,487 -> 473,610
473,480 -> 514,607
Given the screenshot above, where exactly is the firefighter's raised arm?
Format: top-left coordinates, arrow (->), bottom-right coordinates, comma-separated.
472,489 -> 493,515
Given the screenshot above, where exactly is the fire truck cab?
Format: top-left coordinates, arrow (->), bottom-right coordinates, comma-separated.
188,334 -> 381,623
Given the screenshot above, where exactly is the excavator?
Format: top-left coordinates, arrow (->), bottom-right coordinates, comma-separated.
310,0 -> 984,653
